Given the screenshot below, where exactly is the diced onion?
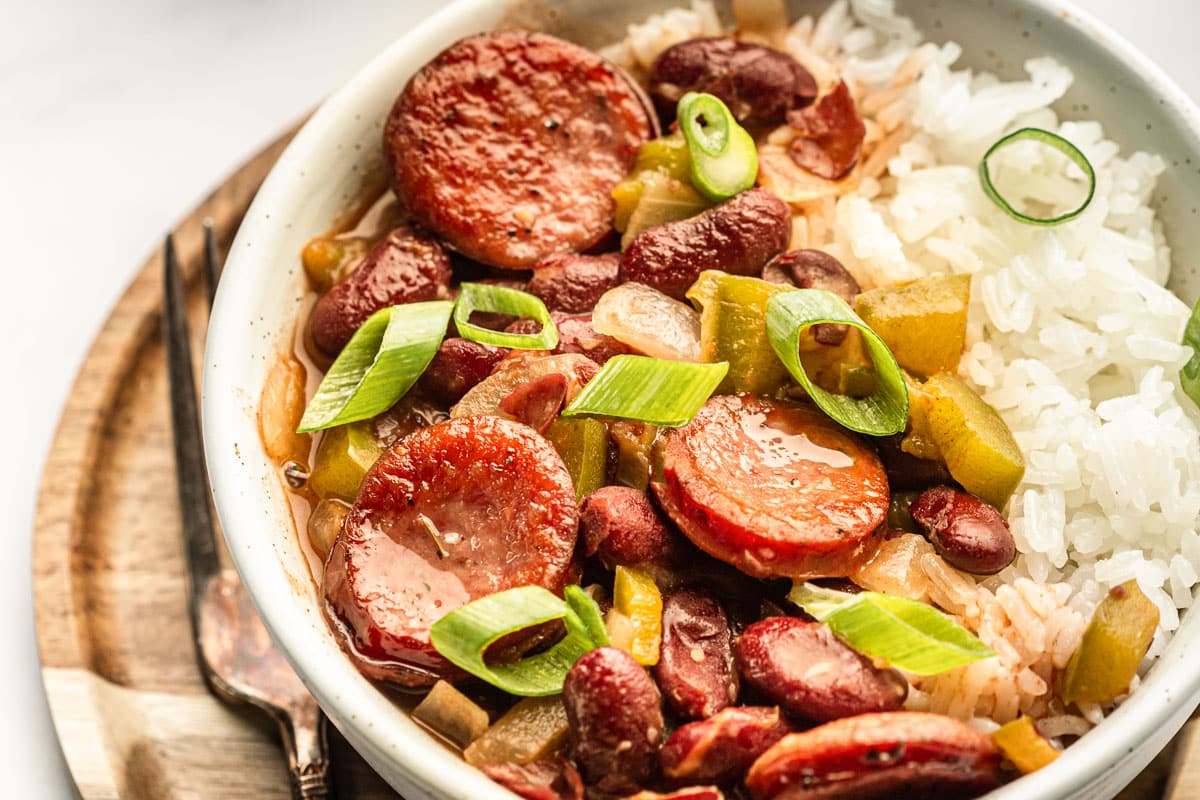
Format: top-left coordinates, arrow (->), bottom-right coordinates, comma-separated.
593,283 -> 702,362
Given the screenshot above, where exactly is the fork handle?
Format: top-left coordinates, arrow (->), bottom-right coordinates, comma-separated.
278,706 -> 335,800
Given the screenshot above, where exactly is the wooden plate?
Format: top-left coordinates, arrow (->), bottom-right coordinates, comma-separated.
28,127 -> 1200,799
31,128 -> 399,800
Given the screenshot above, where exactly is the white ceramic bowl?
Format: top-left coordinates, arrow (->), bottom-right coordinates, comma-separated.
204,1 -> 1200,797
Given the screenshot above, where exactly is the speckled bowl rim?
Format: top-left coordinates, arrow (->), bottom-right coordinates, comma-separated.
204,1 -> 1200,798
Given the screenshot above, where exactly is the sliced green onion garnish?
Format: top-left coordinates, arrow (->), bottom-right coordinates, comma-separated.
453,282 -> 559,350
789,582 -> 994,675
678,92 -> 759,202
978,127 -> 1095,226
429,585 -> 608,696
297,301 -> 452,433
1181,296 -> 1200,407
765,289 -> 908,436
560,355 -> 729,428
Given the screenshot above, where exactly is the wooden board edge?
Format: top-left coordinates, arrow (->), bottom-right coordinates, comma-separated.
31,127 -> 298,795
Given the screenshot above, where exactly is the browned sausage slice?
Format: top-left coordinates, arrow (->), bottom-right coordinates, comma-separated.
322,416 -> 579,687
310,225 -> 452,356
745,712 -> 1001,800
385,31 -> 656,270
652,395 -> 888,579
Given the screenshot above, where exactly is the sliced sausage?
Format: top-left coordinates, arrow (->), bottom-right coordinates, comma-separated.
660,706 -> 789,786
322,416 -> 579,687
451,352 -> 599,420
735,617 -> 907,722
652,395 -> 888,579
310,225 -> 452,356
498,372 -> 569,434
654,588 -> 738,720
648,38 -> 817,125
620,188 -> 791,300
745,712 -> 1001,800
385,31 -> 655,270
528,252 -> 621,313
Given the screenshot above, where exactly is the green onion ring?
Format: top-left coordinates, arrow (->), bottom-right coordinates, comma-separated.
678,92 -> 759,202
765,289 -> 909,437
453,282 -> 559,350
297,301 -> 452,433
679,92 -> 731,157
978,127 -> 1096,226
429,585 -> 608,696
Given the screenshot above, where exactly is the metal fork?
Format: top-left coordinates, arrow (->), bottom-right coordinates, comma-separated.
163,223 -> 335,799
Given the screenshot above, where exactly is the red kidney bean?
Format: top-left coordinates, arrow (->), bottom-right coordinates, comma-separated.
506,313 -> 632,365
654,588 -> 738,720
311,226 -> 452,356
761,249 -> 859,301
528,252 -> 621,313
625,788 -> 725,800
735,617 -> 907,723
579,487 -> 688,568
910,486 -> 1016,575
761,250 -> 859,346
660,706 -> 789,787
562,647 -> 665,795
482,758 -> 584,800
498,372 -> 569,434
745,712 -> 1001,800
648,38 -> 816,125
787,81 -> 866,181
620,189 -> 791,300
418,337 -> 508,407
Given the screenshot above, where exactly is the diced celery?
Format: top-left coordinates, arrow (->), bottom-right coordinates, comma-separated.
544,418 -> 609,501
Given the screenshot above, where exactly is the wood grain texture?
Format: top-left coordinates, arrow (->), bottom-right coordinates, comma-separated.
31,128 -> 399,800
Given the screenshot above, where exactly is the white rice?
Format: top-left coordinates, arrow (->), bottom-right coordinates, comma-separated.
607,0 -> 1200,729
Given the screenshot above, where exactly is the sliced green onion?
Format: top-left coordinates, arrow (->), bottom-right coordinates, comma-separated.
789,582 -> 994,675
297,301 -> 452,433
429,585 -> 608,697
561,355 -> 729,428
1180,296 -> 1200,407
678,92 -> 759,202
765,289 -> 908,436
453,282 -> 559,350
979,127 -> 1095,226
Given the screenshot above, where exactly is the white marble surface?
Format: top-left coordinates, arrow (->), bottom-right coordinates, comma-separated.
2,0 -> 1198,796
